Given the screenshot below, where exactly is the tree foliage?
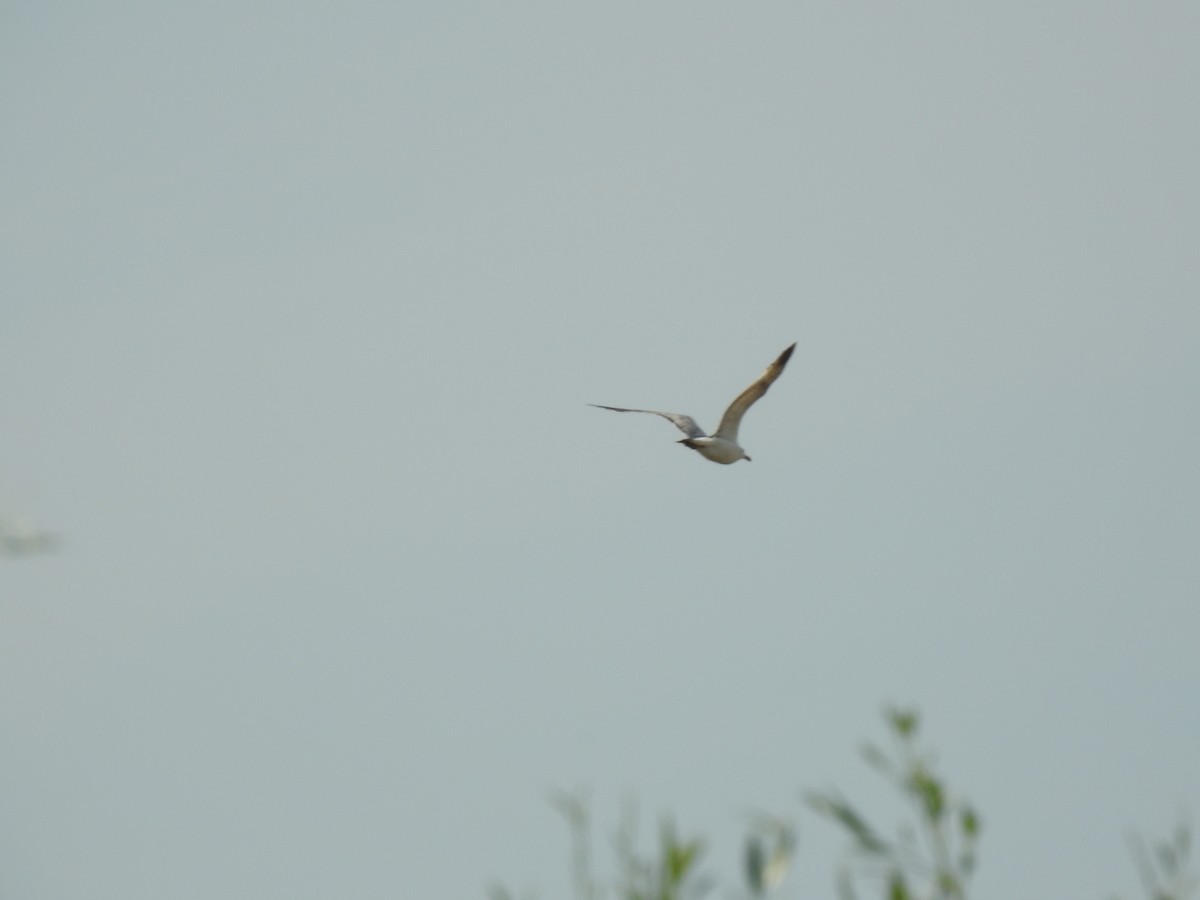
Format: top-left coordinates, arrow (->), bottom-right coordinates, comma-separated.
491,708 -> 1193,900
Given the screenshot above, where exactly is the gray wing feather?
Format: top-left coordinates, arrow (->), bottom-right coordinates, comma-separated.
589,404 -> 706,438
713,342 -> 796,442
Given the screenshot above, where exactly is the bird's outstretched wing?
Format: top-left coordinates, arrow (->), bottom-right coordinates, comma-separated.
712,342 -> 796,442
588,404 -> 706,439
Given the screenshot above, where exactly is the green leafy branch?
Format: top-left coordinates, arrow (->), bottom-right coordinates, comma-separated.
491,708 -> 1193,900
806,708 -> 979,900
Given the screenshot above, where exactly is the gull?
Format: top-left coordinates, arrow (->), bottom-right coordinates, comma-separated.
590,342 -> 796,464
0,513 -> 61,558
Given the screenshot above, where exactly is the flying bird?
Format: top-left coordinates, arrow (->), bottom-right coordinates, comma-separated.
590,342 -> 796,464
0,513 -> 60,558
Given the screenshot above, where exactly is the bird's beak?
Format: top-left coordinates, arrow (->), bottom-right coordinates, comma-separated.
744,456 -> 752,462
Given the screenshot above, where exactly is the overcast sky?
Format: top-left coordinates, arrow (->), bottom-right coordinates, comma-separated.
2,3 -> 1198,898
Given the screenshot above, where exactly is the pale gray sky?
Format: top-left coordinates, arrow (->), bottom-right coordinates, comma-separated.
2,3 -> 1198,898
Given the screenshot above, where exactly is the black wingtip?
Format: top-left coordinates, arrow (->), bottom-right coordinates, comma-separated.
777,342 -> 796,366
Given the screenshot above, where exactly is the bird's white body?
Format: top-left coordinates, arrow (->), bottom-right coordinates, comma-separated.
591,342 -> 796,465
679,435 -> 747,465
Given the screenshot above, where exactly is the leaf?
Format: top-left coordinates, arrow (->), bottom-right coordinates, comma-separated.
906,768 -> 945,822
887,708 -> 919,738
960,806 -> 980,839
1155,840 -> 1179,878
936,868 -> 962,896
666,839 -> 702,885
805,792 -> 889,854
549,788 -> 588,828
861,742 -> 894,776
745,835 -> 765,895
656,817 -> 705,897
